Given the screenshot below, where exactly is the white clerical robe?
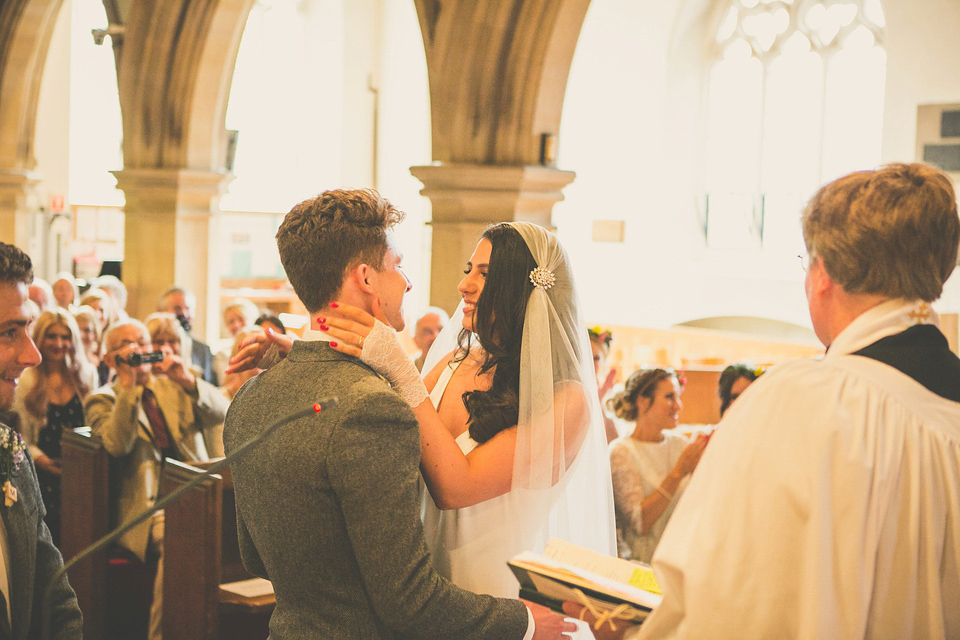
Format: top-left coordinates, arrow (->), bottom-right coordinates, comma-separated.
636,299 -> 960,639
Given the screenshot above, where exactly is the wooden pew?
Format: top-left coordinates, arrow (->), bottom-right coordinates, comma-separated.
61,427 -> 110,639
160,459 -> 273,640
60,427 -> 155,639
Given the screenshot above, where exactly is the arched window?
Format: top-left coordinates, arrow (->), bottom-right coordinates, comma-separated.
703,0 -> 886,251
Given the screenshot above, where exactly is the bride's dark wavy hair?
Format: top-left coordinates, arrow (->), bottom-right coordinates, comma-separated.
455,223 -> 537,444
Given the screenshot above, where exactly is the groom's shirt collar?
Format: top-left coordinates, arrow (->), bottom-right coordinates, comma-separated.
301,328 -> 334,342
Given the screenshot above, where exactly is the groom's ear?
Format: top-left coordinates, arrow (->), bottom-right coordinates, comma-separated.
348,263 -> 377,296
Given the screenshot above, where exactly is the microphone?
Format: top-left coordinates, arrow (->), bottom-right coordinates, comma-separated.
42,397 -> 339,640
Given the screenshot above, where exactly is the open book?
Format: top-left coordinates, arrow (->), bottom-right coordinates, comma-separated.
508,538 -> 662,623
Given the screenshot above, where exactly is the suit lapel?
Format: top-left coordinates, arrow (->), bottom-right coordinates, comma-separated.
0,589 -> 11,640
2,469 -> 38,640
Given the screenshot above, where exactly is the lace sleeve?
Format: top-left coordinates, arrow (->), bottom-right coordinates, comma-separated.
610,442 -> 646,535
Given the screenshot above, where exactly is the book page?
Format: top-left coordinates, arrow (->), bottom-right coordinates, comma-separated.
543,538 -> 661,594
510,551 -> 661,608
220,577 -> 274,598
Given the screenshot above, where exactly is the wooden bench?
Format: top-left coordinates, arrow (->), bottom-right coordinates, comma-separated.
160,459 -> 274,640
60,427 -> 156,639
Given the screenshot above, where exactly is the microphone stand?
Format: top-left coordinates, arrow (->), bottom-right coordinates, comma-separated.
42,398 -> 337,640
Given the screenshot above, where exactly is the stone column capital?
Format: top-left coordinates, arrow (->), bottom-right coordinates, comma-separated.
0,168 -> 44,249
112,168 -> 233,214
0,168 -> 43,195
410,162 -> 575,227
411,162 -> 576,312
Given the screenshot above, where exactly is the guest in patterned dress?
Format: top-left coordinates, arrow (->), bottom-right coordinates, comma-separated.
13,309 -> 97,544
608,368 -> 710,563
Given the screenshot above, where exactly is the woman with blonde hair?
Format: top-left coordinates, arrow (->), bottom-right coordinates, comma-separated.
214,298 -> 260,382
145,311 -> 226,457
79,287 -> 113,335
74,304 -> 107,385
14,309 -> 97,543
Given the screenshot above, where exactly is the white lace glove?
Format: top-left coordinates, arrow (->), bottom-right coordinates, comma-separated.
360,320 -> 429,407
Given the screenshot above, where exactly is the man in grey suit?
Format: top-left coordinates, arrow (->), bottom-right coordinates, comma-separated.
223,189 -> 573,639
0,241 -> 82,639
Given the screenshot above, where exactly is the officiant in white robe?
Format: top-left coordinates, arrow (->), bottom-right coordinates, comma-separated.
607,163 -> 960,640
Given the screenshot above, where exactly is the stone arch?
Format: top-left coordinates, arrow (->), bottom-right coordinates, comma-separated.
0,0 -> 64,246
415,0 -> 591,166
110,0 -> 255,326
0,0 -> 62,170
412,0 -> 591,311
116,0 -> 254,170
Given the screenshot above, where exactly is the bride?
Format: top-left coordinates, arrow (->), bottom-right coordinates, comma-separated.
321,221 -> 616,598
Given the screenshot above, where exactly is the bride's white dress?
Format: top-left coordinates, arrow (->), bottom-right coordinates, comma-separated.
421,358 -> 526,597
420,358 -> 603,599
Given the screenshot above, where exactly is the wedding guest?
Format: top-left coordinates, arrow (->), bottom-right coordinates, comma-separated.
92,274 -> 129,324
589,326 -> 620,442
13,309 -> 97,544
74,305 -> 108,386
157,286 -> 218,385
79,288 -> 113,335
717,363 -> 761,417
146,311 -> 224,457
254,311 -> 285,336
222,298 -> 259,338
85,319 -> 228,640
28,277 -> 54,313
411,306 -> 448,371
214,298 -> 259,382
607,368 -> 709,563
52,272 -> 79,311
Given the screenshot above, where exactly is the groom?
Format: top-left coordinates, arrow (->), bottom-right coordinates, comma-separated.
223,189 -> 572,638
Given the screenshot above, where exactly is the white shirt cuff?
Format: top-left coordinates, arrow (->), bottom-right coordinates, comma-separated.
522,605 -> 535,640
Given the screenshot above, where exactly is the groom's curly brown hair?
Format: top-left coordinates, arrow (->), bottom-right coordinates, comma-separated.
277,189 -> 404,312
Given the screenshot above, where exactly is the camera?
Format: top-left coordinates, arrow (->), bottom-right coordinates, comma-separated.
119,350 -> 165,366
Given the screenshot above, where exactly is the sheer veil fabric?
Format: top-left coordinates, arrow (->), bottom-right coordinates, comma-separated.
422,222 -> 617,571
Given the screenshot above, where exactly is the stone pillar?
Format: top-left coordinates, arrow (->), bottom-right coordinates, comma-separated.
112,168 -> 231,342
0,169 -> 41,250
410,163 -> 575,313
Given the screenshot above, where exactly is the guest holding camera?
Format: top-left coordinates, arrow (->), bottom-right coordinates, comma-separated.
84,319 -> 229,640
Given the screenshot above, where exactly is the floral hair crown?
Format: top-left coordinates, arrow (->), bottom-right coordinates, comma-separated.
588,326 -> 613,346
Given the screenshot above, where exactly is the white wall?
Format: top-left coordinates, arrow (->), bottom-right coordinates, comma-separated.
555,0 -> 960,333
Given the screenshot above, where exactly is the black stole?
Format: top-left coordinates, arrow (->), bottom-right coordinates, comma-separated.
851,324 -> 960,403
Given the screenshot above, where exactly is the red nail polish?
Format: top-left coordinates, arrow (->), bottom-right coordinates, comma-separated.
319,324 -> 329,331
330,302 -> 339,308
317,317 -> 325,324
330,341 -> 338,347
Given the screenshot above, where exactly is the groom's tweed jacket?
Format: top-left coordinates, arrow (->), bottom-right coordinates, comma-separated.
223,340 -> 527,639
